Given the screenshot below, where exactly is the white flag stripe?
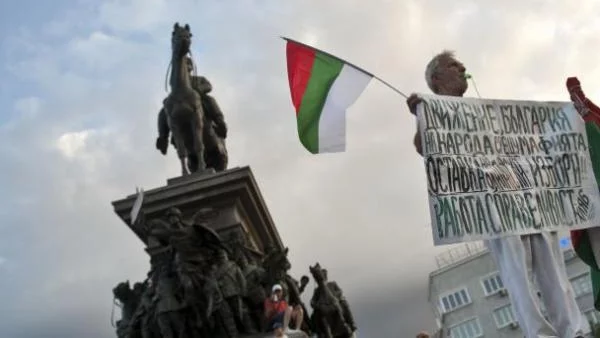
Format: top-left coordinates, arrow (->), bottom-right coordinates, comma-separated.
318,64 -> 372,153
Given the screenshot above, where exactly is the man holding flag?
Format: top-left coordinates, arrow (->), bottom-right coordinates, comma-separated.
283,37 -> 590,337
407,51 -> 589,338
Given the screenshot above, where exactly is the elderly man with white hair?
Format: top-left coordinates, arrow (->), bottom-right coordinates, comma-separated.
407,50 -> 589,338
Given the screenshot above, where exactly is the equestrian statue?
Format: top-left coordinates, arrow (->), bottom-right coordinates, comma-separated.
156,23 -> 228,175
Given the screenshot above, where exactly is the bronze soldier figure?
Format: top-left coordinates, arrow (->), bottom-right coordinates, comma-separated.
214,249 -> 258,334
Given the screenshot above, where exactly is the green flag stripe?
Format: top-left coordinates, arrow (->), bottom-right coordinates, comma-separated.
296,52 -> 344,153
575,232 -> 598,268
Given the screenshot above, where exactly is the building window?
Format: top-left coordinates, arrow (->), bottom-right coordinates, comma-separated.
585,309 -> 600,325
481,273 -> 504,295
440,288 -> 471,313
571,274 -> 592,297
493,304 -> 516,328
449,317 -> 483,338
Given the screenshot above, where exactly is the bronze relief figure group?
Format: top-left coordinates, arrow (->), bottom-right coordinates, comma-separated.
112,207 -> 356,338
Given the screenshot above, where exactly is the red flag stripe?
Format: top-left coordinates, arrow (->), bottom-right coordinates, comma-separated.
571,229 -> 583,248
286,41 -> 316,116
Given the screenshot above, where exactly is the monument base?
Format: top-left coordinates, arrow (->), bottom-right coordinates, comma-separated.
112,166 -> 284,254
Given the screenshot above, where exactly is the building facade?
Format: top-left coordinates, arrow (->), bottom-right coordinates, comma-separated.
428,240 -> 599,338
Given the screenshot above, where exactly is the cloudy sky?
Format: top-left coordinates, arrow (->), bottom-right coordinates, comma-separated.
2,0 -> 600,337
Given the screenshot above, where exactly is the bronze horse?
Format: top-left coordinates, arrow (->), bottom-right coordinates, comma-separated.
162,23 -> 206,175
113,280 -> 144,338
309,263 -> 352,338
156,65 -> 229,173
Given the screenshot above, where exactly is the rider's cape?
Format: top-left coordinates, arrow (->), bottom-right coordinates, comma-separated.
567,77 -> 600,311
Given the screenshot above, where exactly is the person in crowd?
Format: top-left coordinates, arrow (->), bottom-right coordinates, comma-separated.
406,50 -> 588,338
264,284 -> 303,333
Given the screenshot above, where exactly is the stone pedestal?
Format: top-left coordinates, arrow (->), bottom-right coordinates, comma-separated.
111,166 -> 284,255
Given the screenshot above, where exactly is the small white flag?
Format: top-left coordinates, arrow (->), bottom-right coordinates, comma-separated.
131,187 -> 144,224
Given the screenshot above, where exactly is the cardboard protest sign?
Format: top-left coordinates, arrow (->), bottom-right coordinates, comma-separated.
416,94 -> 600,245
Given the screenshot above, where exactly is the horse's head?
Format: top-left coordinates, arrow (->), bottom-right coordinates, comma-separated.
309,263 -> 325,284
113,280 -> 132,301
263,247 -> 291,281
171,22 -> 192,57
132,282 -> 145,295
272,247 -> 291,271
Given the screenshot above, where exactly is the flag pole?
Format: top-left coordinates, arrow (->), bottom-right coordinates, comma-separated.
281,36 -> 409,99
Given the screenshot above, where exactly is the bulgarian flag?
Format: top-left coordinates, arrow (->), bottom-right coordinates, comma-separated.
284,37 -> 373,154
567,77 -> 600,311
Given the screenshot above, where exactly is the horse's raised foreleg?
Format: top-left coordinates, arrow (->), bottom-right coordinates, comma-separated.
170,122 -> 189,176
